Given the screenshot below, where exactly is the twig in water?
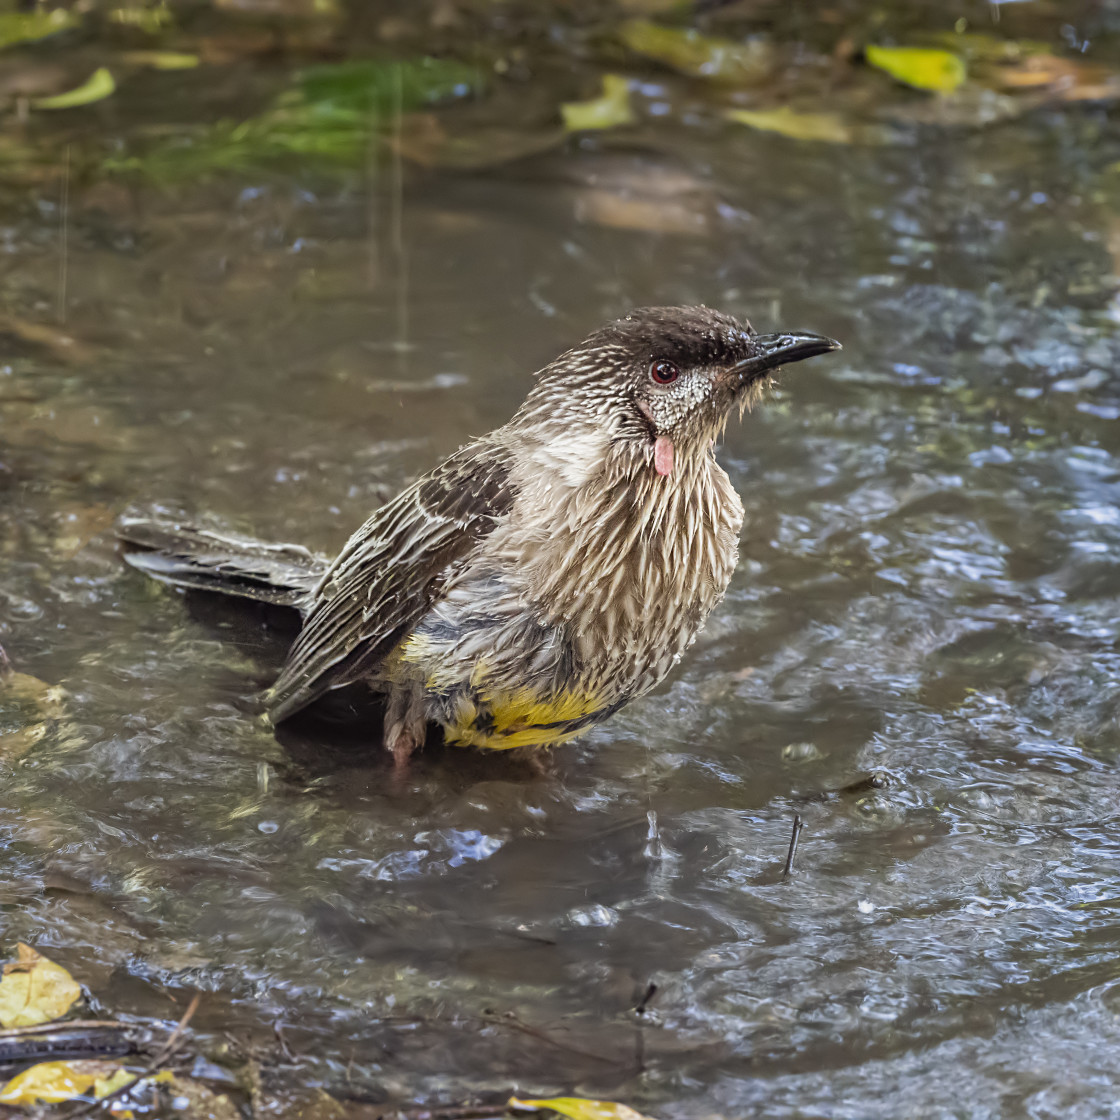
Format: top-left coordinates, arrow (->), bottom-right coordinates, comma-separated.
272,1021 -> 296,1063
782,813 -> 803,878
0,1020 -> 131,1040
483,1010 -> 619,1067
0,1020 -> 146,1065
634,982 -> 658,1016
149,991 -> 200,1067
380,1105 -> 509,1120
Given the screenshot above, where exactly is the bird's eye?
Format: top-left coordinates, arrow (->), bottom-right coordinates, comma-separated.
650,359 -> 680,385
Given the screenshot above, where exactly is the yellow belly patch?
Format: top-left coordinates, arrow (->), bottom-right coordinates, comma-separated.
391,632 -> 604,750
444,687 -> 604,750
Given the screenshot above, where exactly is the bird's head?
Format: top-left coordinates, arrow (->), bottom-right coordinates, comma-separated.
518,306 -> 841,477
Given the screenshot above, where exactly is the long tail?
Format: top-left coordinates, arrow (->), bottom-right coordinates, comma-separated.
117,506 -> 328,612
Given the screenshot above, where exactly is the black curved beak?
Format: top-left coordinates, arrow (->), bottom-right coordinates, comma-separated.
732,331 -> 842,381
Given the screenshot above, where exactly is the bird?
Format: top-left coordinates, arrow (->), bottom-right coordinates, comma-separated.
118,306 -> 840,765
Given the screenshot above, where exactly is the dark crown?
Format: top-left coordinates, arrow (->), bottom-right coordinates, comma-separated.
584,306 -> 757,370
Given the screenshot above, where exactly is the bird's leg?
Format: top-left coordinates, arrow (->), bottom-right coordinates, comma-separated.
512,744 -> 558,778
384,680 -> 426,772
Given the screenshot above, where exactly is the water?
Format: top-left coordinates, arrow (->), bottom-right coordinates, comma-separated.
5,11 -> 1120,1117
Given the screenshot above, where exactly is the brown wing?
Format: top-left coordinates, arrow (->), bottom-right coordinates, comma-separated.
266,440 -> 515,723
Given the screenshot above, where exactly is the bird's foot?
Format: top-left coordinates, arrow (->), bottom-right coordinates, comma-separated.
384,723 -> 422,777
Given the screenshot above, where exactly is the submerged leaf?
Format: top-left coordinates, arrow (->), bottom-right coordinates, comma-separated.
390,113 -> 564,170
108,3 -> 174,34
510,1097 -> 657,1120
922,31 -> 1048,63
619,20 -> 772,84
297,57 -> 483,115
567,153 -> 724,235
153,1075 -> 239,1120
0,944 -> 81,1028
0,10 -> 79,50
121,51 -> 200,70
214,0 -> 340,16
107,57 -> 484,181
865,46 -> 965,93
32,68 -> 116,110
0,665 -> 66,764
726,106 -> 853,143
0,313 -> 94,364
562,74 -> 634,132
0,1060 -> 135,1106
987,53 -> 1120,101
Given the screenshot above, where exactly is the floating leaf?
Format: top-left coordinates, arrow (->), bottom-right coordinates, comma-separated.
865,46 -> 965,93
32,68 -> 116,110
510,1097 -> 657,1120
121,51 -> 200,70
619,20 -> 772,85
562,74 -> 634,132
0,944 -> 81,1028
0,10 -> 79,50
108,3 -> 173,34
0,1061 -> 136,1107
726,106 -> 854,143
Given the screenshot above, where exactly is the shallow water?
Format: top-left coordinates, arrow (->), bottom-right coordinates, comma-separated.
6,11 -> 1120,1118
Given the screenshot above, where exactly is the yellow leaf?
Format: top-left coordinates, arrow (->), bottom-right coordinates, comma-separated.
0,1060 -> 135,1106
865,46 -> 965,93
561,75 -> 634,132
725,106 -> 853,143
509,1097 -> 657,1120
619,20 -> 771,85
0,10 -> 79,50
0,944 -> 81,1027
32,67 -> 116,110
121,51 -> 200,70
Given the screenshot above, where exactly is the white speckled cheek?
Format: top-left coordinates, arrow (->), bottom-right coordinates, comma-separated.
651,372 -> 708,429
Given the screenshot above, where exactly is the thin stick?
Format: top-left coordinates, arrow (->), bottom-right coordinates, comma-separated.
0,1019 -> 131,1039
366,83 -> 380,289
380,1106 -> 508,1120
148,991 -> 200,1067
0,1019 -> 144,1064
485,1011 -> 619,1067
390,62 -> 408,379
57,144 -> 70,325
782,813 -> 803,878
